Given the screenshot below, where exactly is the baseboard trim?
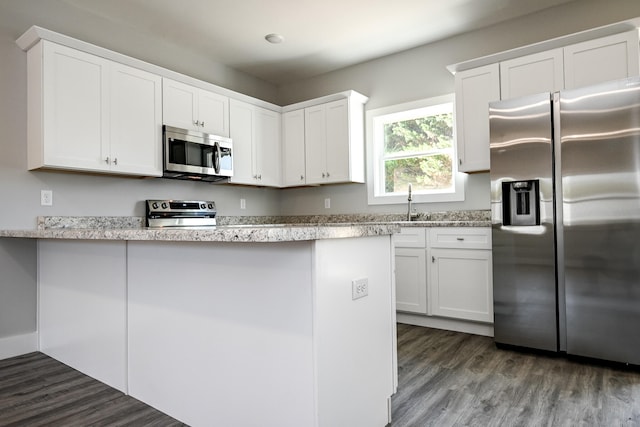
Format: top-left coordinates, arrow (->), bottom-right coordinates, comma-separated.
397,313 -> 494,337
0,332 -> 38,360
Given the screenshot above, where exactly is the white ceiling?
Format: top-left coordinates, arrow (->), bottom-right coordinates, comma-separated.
1,0 -> 578,85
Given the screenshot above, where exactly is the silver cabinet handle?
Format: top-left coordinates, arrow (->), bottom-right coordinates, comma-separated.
300,175 -> 304,180
105,157 -> 110,164
193,120 -> 199,126
432,256 -> 436,263
113,158 -> 118,165
326,172 -> 330,177
201,121 -> 205,127
257,174 -> 262,180
322,173 -> 326,178
459,158 -> 462,165
456,237 -> 464,241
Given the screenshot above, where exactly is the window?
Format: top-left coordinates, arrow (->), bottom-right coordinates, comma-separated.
366,94 -> 465,205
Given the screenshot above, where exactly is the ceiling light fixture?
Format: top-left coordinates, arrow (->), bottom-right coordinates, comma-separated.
265,33 -> 284,44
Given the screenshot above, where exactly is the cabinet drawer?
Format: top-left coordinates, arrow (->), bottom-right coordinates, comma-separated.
429,227 -> 491,249
393,228 -> 427,248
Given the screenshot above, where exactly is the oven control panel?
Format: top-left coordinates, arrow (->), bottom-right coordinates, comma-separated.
146,200 -> 216,228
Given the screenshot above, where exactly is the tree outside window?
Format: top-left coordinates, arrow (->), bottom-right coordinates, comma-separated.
366,95 -> 465,205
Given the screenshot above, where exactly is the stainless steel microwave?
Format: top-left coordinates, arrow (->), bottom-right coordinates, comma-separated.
162,125 -> 233,182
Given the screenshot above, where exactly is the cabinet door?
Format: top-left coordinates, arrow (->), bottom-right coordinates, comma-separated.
282,109 -> 306,186
564,31 -> 640,90
304,104 -> 327,184
255,106 -> 281,187
198,89 -> 229,137
324,99 -> 350,183
454,63 -> 500,173
162,78 -> 198,130
110,63 -> 162,176
42,41 -> 108,171
500,49 -> 564,99
430,248 -> 493,322
229,99 -> 255,184
395,248 -> 427,314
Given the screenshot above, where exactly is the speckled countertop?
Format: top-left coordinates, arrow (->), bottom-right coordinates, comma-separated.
0,210 -> 490,243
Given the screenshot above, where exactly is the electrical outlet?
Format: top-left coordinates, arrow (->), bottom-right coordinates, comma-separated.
41,190 -> 53,206
324,198 -> 331,209
240,198 -> 246,210
352,278 -> 368,300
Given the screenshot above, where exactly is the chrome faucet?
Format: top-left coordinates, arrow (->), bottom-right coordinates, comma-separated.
407,183 -> 418,221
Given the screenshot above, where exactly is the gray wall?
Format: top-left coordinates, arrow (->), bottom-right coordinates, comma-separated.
277,0 -> 640,215
0,239 -> 36,338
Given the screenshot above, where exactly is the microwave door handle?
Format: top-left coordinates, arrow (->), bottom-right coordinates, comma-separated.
214,142 -> 221,174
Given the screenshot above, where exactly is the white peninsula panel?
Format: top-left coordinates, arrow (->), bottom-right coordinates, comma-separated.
38,240 -> 127,392
127,235 -> 395,427
127,241 -> 315,427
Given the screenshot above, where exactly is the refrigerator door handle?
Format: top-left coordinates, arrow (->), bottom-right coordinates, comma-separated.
553,91 -> 567,353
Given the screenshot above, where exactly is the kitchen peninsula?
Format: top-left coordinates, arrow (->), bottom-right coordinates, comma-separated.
0,220 -> 399,427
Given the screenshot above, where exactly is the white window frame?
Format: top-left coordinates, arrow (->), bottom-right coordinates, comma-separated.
366,94 -> 466,205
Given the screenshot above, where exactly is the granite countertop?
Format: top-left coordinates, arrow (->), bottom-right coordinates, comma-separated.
0,223 -> 400,243
0,210 -> 490,243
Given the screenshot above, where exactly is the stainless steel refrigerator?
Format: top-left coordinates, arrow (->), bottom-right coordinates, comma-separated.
490,76 -> 640,364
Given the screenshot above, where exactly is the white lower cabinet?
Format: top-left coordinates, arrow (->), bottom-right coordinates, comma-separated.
394,228 -> 428,314
429,228 -> 493,323
395,248 -> 427,314
395,227 -> 493,323
430,248 -> 493,323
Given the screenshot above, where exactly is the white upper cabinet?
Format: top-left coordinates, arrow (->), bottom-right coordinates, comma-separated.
255,107 -> 281,186
304,103 -> 329,184
453,29 -> 640,173
28,40 -> 162,176
500,49 -> 564,99
454,63 -> 500,173
36,41 -> 107,172
162,78 -> 229,137
282,109 -> 306,187
229,99 -> 281,187
324,99 -> 354,183
303,97 -> 365,185
500,31 -> 640,99
110,63 -> 162,176
564,31 -> 640,90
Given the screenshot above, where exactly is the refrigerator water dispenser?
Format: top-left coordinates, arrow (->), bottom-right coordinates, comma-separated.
502,180 -> 540,226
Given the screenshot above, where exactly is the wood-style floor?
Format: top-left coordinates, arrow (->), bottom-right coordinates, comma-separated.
0,352 -> 185,426
2,324 -> 640,426
391,323 -> 640,427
